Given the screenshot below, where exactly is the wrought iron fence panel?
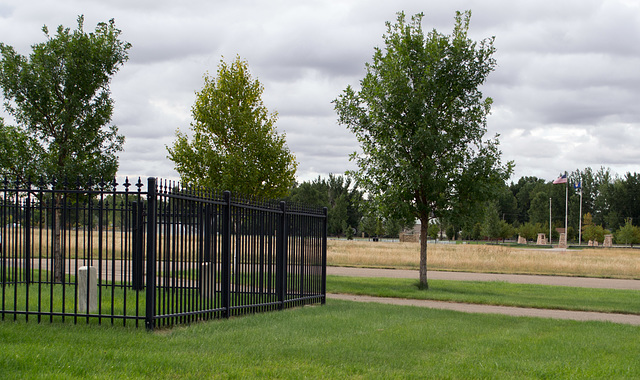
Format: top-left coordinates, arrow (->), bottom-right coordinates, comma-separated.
1,177 -> 326,329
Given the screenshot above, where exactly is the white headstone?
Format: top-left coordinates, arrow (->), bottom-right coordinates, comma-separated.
78,266 -> 97,313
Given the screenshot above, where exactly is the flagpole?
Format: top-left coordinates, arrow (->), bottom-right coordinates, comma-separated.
549,197 -> 552,244
578,185 -> 582,246
565,171 -> 568,244
553,172 -> 569,248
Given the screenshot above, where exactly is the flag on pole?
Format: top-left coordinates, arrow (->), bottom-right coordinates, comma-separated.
553,173 -> 567,184
574,182 -> 581,189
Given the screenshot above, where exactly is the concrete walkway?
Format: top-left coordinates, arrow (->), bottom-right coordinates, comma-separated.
327,267 -> 640,325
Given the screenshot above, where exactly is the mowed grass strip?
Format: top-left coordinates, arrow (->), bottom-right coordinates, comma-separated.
327,275 -> 640,315
1,300 -> 640,379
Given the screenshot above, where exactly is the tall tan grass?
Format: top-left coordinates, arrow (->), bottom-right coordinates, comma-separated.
327,240 -> 640,279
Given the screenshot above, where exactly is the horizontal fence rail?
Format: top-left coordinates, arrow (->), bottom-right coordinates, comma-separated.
0,177 -> 327,330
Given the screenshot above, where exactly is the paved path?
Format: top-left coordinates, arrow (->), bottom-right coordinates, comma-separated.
327,267 -> 640,325
327,294 -> 640,325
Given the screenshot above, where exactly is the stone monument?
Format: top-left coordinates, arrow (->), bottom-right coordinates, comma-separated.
536,233 -> 547,245
558,232 -> 567,249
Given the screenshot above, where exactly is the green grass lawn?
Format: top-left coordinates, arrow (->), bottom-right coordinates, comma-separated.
327,275 -> 640,314
1,300 -> 639,379
3,275 -> 640,378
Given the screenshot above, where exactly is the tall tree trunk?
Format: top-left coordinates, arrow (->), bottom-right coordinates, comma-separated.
419,216 -> 429,288
53,193 -> 63,283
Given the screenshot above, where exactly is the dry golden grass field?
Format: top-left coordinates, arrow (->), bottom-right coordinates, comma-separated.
327,239 -> 640,279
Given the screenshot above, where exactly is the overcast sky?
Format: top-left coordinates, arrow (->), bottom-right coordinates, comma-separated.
1,0 -> 639,185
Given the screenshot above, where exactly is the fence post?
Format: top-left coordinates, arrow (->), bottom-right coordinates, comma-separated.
24,187 -> 31,284
276,201 -> 287,310
221,191 -> 231,318
145,177 -> 157,330
321,207 -> 328,304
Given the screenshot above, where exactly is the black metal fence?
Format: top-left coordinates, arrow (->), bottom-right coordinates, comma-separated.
0,177 -> 327,329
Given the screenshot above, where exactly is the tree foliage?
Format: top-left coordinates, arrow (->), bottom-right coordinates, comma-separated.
334,11 -> 512,286
481,201 -> 502,240
0,16 -> 129,282
288,174 -> 363,237
581,212 -> 609,244
517,222 -> 544,241
0,120 -> 43,180
616,218 -> 640,247
0,16 -> 128,181
167,56 -> 297,199
427,223 -> 440,240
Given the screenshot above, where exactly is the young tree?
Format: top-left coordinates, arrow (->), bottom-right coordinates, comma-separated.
427,223 -> 439,240
616,218 -> 640,247
0,16 -> 129,282
167,56 -> 297,199
482,201 -> 502,241
582,212 -> 609,243
334,11 -> 512,287
517,222 -> 543,241
0,16 -> 128,181
498,220 -> 516,242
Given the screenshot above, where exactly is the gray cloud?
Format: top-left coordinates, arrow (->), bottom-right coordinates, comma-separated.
2,0 -> 640,187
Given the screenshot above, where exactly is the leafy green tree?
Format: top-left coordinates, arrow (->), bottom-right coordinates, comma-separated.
592,167 -> 616,226
616,218 -> 640,247
288,180 -> 327,206
582,212 -> 609,243
496,182 -> 518,224
427,223 -> 439,240
167,56 -> 297,199
528,191 -> 550,225
358,209 -> 379,238
482,201 -> 502,240
570,168 -> 596,218
0,16 -> 129,282
445,224 -> 456,241
517,222 -> 544,241
498,220 -> 516,242
288,174 -> 363,236
334,11 -> 512,287
0,16 -> 128,181
510,176 -> 546,224
583,224 -> 607,244
329,194 -> 349,236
